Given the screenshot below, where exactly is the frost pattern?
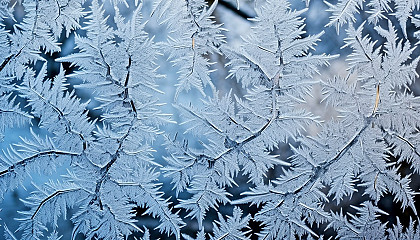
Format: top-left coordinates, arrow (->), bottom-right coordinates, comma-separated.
0,0 -> 419,239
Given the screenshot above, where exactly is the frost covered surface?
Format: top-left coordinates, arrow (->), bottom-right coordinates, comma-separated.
0,0 -> 419,239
